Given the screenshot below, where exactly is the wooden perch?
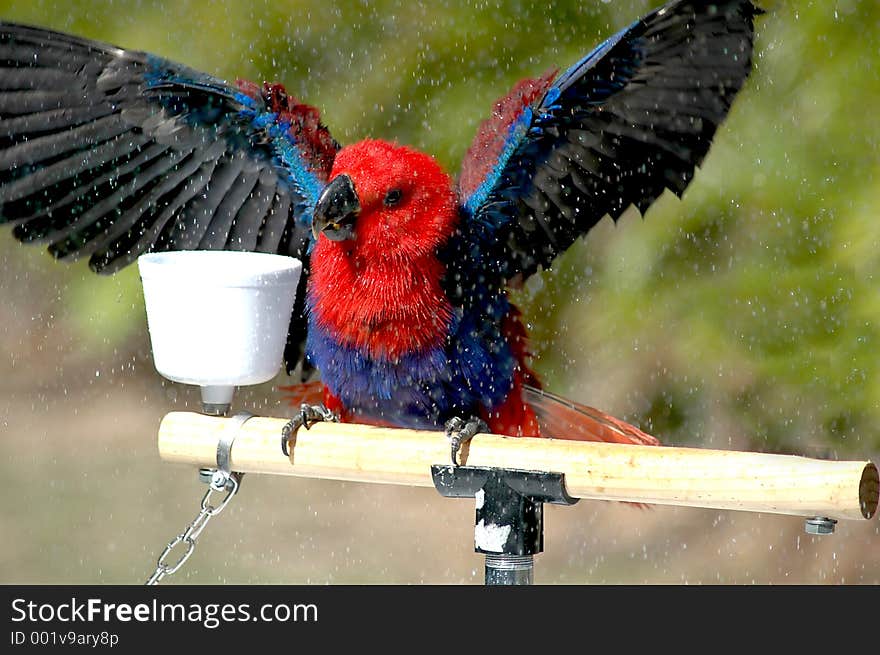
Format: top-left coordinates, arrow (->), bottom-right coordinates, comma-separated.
158,411 -> 879,522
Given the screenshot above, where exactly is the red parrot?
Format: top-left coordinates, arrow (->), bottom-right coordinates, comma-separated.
0,0 -> 762,459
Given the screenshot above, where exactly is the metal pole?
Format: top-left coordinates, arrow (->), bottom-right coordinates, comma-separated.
485,554 -> 534,585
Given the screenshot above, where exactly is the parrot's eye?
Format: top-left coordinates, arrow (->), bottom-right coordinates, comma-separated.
383,188 -> 403,207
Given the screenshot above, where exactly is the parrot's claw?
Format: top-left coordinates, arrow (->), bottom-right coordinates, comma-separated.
444,416 -> 488,466
281,403 -> 339,456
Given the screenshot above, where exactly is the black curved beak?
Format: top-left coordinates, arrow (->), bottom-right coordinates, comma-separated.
312,174 -> 360,242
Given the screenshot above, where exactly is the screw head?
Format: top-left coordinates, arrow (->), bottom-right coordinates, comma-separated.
805,517 -> 837,535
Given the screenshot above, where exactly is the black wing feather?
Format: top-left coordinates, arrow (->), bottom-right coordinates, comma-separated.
455,0 -> 762,286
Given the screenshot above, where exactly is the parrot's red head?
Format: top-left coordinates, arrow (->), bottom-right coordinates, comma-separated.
312,139 -> 458,261
308,140 -> 459,359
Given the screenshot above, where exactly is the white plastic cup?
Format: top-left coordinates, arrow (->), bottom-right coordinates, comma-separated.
138,251 -> 302,405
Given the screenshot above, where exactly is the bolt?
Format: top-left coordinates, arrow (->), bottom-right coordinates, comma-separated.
805,517 -> 837,535
198,468 -> 214,484
211,470 -> 231,491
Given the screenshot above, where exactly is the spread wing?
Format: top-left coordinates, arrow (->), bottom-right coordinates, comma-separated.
0,22 -> 340,372
451,0 -> 762,290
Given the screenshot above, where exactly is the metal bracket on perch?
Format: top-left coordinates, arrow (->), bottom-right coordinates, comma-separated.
431,464 -> 578,585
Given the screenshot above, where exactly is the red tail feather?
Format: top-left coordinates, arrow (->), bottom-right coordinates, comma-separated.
523,386 -> 660,446
277,380 -> 325,407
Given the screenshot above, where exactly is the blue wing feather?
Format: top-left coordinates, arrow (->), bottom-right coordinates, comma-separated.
233,90 -> 326,226
462,106 -> 534,218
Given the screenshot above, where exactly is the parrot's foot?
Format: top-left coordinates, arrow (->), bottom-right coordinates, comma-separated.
444,416 -> 488,466
281,404 -> 339,456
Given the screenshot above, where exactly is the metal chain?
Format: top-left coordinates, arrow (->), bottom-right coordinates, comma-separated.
145,469 -> 243,585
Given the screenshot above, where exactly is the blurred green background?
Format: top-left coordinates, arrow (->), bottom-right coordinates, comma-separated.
1,0 -> 878,584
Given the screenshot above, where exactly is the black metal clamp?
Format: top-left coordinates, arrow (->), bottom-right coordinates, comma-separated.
431,464 -> 579,585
